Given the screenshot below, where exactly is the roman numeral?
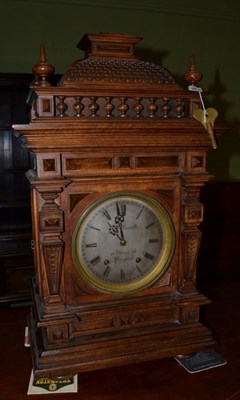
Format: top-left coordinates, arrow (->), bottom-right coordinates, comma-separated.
136,265 -> 142,273
145,222 -> 155,229
86,242 -> 97,248
120,269 -> 126,281
90,226 -> 101,231
144,252 -> 155,261
136,208 -> 143,220
149,238 -> 159,243
116,202 -> 126,216
102,208 -> 111,220
103,266 -> 111,277
90,256 -> 101,266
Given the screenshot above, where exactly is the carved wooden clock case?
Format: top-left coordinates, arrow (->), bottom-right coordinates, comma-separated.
14,33 -> 226,378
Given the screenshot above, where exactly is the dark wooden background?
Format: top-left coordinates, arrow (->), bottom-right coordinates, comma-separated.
0,74 -> 33,304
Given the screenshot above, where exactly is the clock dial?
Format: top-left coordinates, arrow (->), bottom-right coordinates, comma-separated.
72,192 -> 175,294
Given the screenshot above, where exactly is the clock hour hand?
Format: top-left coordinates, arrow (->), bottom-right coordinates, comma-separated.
108,222 -> 118,236
108,222 -> 126,246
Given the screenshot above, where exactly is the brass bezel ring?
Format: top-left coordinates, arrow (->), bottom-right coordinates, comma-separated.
72,191 -> 175,295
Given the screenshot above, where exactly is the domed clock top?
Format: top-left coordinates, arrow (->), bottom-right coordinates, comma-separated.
26,32 -> 210,123
62,32 -> 176,87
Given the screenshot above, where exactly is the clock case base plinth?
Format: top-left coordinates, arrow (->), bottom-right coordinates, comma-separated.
28,279 -> 217,379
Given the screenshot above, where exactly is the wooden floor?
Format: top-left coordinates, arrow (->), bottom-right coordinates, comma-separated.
0,282 -> 240,400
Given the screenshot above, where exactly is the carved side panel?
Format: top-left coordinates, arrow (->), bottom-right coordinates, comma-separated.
179,180 -> 204,295
42,239 -> 63,295
36,186 -> 67,312
185,231 -> 202,281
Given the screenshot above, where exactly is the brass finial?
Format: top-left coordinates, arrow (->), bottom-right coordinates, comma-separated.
184,55 -> 203,86
30,44 -> 55,88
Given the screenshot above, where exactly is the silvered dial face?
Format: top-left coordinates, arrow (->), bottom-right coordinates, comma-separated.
72,192 -> 175,294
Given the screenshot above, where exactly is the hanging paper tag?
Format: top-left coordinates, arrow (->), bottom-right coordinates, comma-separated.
188,84 -> 203,93
188,83 -> 218,149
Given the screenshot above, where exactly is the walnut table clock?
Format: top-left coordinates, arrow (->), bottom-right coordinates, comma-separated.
13,33 -> 227,378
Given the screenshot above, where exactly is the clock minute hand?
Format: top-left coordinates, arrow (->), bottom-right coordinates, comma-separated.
119,223 -> 125,241
118,222 -> 127,246
115,202 -> 126,224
